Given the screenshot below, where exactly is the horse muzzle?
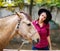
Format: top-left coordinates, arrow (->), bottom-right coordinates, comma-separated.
32,38 -> 39,45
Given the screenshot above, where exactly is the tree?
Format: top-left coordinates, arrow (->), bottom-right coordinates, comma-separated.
29,0 -> 33,16
14,0 -> 24,9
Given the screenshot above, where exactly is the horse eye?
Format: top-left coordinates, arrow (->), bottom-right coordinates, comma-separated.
27,23 -> 31,26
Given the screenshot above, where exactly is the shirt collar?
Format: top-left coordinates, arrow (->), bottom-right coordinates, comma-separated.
35,20 -> 47,28
35,20 -> 39,25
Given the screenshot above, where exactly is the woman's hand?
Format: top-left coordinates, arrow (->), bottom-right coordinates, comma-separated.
50,46 -> 52,50
47,36 -> 52,50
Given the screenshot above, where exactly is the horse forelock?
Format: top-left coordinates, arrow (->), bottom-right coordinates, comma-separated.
20,12 -> 32,21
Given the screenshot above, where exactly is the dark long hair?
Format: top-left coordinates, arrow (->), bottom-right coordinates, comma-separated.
38,8 -> 52,24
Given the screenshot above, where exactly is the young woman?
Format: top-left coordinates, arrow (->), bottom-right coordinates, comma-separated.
32,8 -> 52,50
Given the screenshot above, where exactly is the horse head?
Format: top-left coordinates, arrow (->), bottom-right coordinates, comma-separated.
16,12 -> 40,44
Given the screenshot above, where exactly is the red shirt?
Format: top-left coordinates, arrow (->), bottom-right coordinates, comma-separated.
32,20 -> 49,48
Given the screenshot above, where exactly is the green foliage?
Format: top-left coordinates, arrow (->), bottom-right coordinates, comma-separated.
0,0 -> 3,2
14,0 -> 24,9
6,6 -> 15,12
33,0 -> 60,8
47,0 -> 60,8
0,0 -> 24,8
0,0 -> 24,12
14,0 -> 24,6
0,0 -> 60,8
0,1 -> 6,7
0,0 -> 15,7
0,0 -> 60,12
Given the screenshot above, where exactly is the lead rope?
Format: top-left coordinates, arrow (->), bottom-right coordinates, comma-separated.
18,41 -> 25,51
18,40 -> 29,51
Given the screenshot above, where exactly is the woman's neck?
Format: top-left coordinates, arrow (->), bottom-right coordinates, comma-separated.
38,20 -> 44,24
38,20 -> 44,27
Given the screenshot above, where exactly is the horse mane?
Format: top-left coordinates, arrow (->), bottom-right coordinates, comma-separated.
20,12 -> 32,21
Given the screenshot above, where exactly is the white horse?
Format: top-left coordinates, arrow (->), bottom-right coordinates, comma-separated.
0,12 -> 40,51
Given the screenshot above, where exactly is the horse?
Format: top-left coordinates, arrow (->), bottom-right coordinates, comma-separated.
0,12 -> 40,51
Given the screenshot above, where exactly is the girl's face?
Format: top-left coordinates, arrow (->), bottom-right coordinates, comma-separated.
39,12 -> 47,23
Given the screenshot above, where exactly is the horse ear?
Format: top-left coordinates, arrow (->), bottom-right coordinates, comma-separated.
16,12 -> 22,18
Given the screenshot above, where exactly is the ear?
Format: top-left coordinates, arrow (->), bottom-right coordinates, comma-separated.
16,12 -> 23,19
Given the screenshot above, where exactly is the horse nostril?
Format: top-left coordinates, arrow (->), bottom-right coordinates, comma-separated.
37,39 -> 39,42
27,23 -> 31,26
32,39 -> 39,45
32,40 -> 37,45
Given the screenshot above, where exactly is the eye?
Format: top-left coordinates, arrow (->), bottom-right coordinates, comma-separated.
27,23 -> 31,26
42,15 -> 44,16
44,16 -> 46,18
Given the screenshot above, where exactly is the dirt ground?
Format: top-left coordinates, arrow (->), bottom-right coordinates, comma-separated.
4,29 -> 60,50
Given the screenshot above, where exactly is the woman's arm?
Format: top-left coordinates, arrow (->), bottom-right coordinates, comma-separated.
47,36 -> 52,50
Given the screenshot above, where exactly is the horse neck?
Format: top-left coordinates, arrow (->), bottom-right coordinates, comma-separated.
0,15 -> 19,48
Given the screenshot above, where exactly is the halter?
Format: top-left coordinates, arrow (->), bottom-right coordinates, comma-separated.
17,19 -> 21,29
15,12 -> 22,29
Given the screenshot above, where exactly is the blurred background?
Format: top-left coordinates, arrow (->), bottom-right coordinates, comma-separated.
0,0 -> 60,50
